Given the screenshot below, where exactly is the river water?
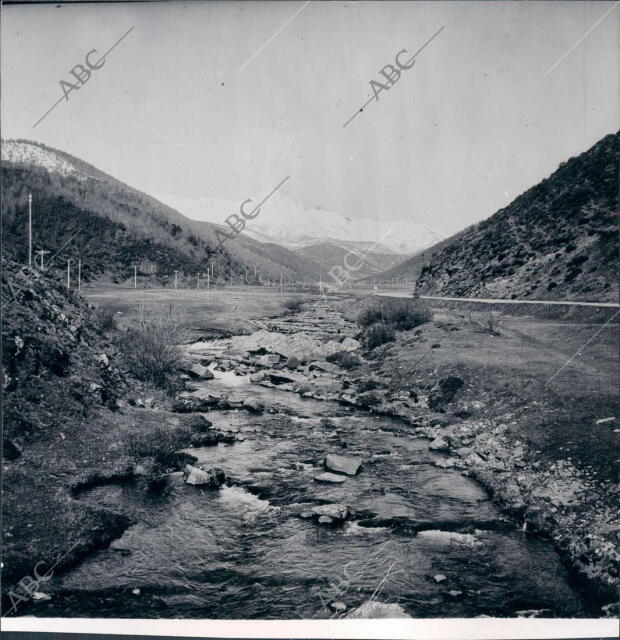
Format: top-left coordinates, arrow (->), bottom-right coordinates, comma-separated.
38,359 -> 589,619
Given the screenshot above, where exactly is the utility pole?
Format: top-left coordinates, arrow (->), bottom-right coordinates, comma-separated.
35,249 -> 50,269
28,193 -> 33,266
134,264 -> 137,289
207,271 -> 210,293
280,270 -> 283,294
174,270 -> 179,289
67,259 -> 71,288
78,259 -> 82,292
210,261 -> 214,279
197,273 -> 200,289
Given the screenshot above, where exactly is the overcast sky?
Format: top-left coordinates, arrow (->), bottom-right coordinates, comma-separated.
2,1 -> 618,234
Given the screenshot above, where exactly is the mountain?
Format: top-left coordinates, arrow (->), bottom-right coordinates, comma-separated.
0,140 -> 321,284
154,191 -> 446,256
415,132 -> 619,301
357,233 -> 465,285
297,241 -> 406,279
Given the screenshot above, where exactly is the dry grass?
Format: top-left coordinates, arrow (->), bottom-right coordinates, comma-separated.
118,303 -> 190,387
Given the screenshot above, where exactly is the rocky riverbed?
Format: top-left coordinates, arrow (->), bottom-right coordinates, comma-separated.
6,294 -> 618,619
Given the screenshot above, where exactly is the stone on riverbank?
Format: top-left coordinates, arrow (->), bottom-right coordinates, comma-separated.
325,453 -> 362,476
347,601 -> 411,618
172,395 -> 221,412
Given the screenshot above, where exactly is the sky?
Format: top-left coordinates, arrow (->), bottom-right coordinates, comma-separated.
2,1 -> 618,235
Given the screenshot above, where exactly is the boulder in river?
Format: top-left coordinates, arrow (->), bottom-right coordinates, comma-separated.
429,437 -> 451,452
184,464 -> 227,487
314,472 -> 347,484
258,354 -> 281,366
324,453 -> 362,476
285,355 -> 301,369
347,601 -> 411,618
311,503 -> 350,523
243,397 -> 265,412
179,362 -> 214,380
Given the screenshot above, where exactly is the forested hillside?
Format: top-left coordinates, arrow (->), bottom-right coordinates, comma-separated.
415,132 -> 619,301
1,140 -> 320,285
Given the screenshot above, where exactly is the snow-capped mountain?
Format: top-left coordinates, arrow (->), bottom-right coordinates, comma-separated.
154,191 -> 445,255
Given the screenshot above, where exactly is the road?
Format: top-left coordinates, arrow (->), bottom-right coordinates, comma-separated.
374,291 -> 620,308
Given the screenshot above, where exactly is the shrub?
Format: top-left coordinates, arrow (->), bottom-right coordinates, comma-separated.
360,323 -> 395,349
474,312 -> 501,336
118,303 -> 189,387
94,306 -> 117,334
284,297 -> 304,312
326,350 -> 361,369
358,298 -> 431,330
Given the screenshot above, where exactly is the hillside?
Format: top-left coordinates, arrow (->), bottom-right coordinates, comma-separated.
0,140 -> 320,285
415,132 -> 619,301
357,233 -> 465,285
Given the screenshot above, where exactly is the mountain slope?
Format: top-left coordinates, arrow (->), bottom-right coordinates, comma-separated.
155,191 -> 445,256
415,132 -> 619,301
1,140 -> 320,284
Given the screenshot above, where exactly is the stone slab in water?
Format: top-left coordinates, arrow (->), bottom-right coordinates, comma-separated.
325,453 -> 362,476
314,472 -> 347,484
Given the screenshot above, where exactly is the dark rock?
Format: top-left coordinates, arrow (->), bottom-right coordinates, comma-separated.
429,375 -> 465,410
183,415 -> 214,432
3,438 -> 21,460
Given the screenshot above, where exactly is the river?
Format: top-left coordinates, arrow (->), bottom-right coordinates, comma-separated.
34,305 -> 590,619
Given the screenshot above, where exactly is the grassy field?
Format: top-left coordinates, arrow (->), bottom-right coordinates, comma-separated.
84,286 -> 315,337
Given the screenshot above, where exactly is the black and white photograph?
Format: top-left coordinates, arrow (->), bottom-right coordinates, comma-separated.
1,0 -> 619,635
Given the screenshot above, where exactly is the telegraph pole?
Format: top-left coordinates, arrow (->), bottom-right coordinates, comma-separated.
35,249 -> 50,269
28,193 -> 32,266
134,265 -> 137,289
174,270 -> 179,289
67,259 -> 71,288
280,270 -> 283,294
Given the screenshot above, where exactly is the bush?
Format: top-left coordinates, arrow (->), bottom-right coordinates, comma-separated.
284,297 -> 304,312
94,306 -> 117,334
326,350 -> 361,369
118,303 -> 189,387
358,298 -> 431,330
360,323 -> 395,349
